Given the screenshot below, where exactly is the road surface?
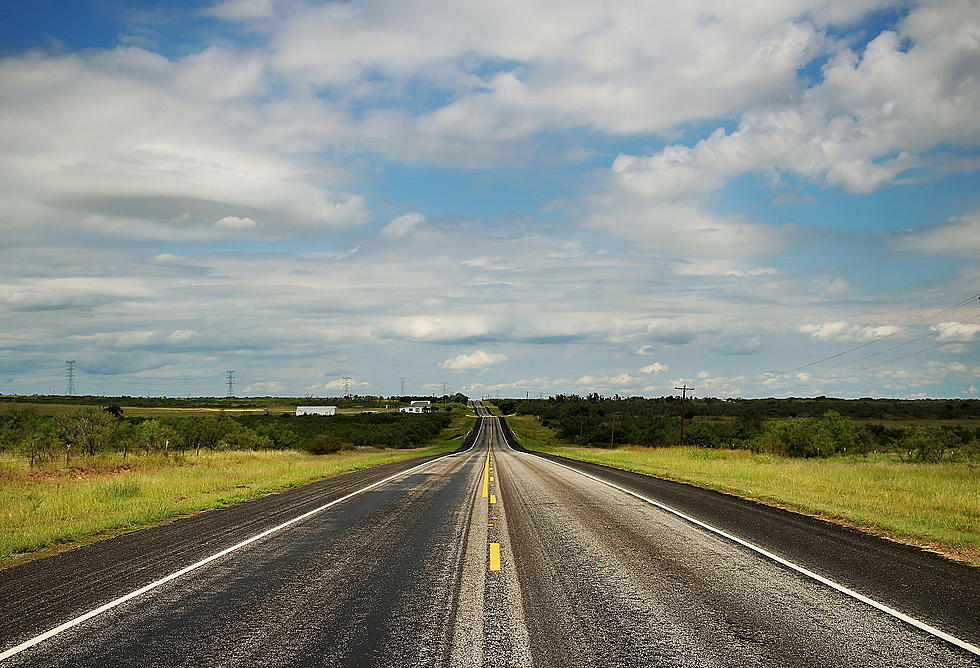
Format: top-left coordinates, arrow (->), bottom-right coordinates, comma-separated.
1,402 -> 977,666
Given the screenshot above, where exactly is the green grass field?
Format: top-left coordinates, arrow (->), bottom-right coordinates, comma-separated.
508,415 -> 980,565
0,412 -> 475,569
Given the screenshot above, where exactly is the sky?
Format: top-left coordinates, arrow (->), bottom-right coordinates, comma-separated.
0,0 -> 978,399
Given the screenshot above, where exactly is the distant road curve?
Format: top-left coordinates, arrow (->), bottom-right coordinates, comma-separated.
1,401 -> 976,666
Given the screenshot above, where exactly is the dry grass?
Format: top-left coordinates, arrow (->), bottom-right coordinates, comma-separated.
0,442 -> 461,569
510,415 -> 980,565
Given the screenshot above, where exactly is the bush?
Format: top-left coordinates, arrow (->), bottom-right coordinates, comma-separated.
302,435 -> 353,455
756,411 -> 857,458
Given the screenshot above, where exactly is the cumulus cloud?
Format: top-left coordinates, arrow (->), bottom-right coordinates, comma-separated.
932,321 -> 980,343
439,350 -> 506,372
800,321 -> 901,342
640,362 -> 668,374
583,1 -> 980,253
0,46 -> 368,243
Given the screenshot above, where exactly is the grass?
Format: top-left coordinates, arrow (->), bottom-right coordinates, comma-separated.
0,412 -> 475,569
509,415 -> 980,565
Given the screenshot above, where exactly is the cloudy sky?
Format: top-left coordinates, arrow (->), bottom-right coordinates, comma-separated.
1,0 -> 978,399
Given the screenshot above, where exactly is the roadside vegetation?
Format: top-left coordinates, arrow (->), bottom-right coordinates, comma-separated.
0,402 -> 475,568
497,396 -> 980,462
507,413 -> 980,565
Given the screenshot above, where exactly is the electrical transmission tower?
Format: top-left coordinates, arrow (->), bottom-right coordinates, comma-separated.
226,370 -> 236,397
65,360 -> 76,396
400,377 -> 407,395
342,376 -> 353,398
442,382 -> 448,402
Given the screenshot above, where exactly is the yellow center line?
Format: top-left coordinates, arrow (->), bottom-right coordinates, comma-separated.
481,443 -> 491,498
490,494 -> 497,504
489,543 -> 501,571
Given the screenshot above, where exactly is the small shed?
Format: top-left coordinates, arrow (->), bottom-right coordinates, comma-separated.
296,406 -> 338,416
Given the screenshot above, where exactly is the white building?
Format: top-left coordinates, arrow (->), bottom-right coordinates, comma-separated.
295,406 -> 338,416
399,406 -> 425,413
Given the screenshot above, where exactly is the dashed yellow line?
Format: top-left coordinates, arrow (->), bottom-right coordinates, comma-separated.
489,543 -> 501,571
490,494 -> 497,504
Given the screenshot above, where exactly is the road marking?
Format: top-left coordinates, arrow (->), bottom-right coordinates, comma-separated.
0,447 -> 474,662
489,543 -> 501,571
490,494 -> 497,504
534,455 -> 980,658
490,476 -> 494,482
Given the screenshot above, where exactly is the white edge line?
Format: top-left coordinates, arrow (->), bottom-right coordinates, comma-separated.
524,451 -> 980,657
1,440 -> 479,662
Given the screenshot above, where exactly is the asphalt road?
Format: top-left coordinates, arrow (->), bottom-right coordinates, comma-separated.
1,402 -> 977,666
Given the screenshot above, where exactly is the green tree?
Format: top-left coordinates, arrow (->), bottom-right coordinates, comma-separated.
135,419 -> 180,456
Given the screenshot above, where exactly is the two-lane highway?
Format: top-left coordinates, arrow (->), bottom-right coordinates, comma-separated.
1,401 -> 977,666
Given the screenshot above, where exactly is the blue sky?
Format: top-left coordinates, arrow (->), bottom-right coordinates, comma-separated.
0,0 -> 977,399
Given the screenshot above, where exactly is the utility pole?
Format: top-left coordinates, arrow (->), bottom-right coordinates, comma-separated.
342,376 -> 353,399
674,385 -> 694,446
65,360 -> 76,396
226,370 -> 235,397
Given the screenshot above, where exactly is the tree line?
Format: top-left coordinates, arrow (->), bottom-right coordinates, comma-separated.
498,396 -> 980,462
0,408 -> 454,466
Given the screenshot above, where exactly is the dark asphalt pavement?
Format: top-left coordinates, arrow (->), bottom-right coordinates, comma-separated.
1,403 -> 977,666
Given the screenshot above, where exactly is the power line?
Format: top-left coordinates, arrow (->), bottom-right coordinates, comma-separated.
768,294 -> 980,377
773,293 -> 979,376
225,370 -> 235,397
65,360 -> 76,396
816,312 -> 980,375
674,385 -> 694,447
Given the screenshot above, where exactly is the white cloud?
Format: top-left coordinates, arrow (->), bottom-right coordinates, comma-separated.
810,276 -> 852,297
800,321 -> 901,342
892,214 -> 980,257
305,378 -> 369,392
582,2 -> 980,252
166,329 -> 199,343
151,253 -> 186,263
215,215 -> 257,229
640,362 -> 668,374
243,380 -> 285,394
208,0 -> 276,21
932,321 -> 980,343
374,315 -> 493,343
0,47 -> 368,242
381,213 -> 426,239
439,350 -> 506,372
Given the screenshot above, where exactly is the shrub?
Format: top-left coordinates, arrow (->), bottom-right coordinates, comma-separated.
302,435 -> 353,455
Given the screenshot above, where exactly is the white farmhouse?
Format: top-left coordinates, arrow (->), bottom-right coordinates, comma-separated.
295,406 -> 338,416
399,400 -> 433,414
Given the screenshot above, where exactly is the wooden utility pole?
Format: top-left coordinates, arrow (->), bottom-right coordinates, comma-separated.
674,385 -> 694,446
